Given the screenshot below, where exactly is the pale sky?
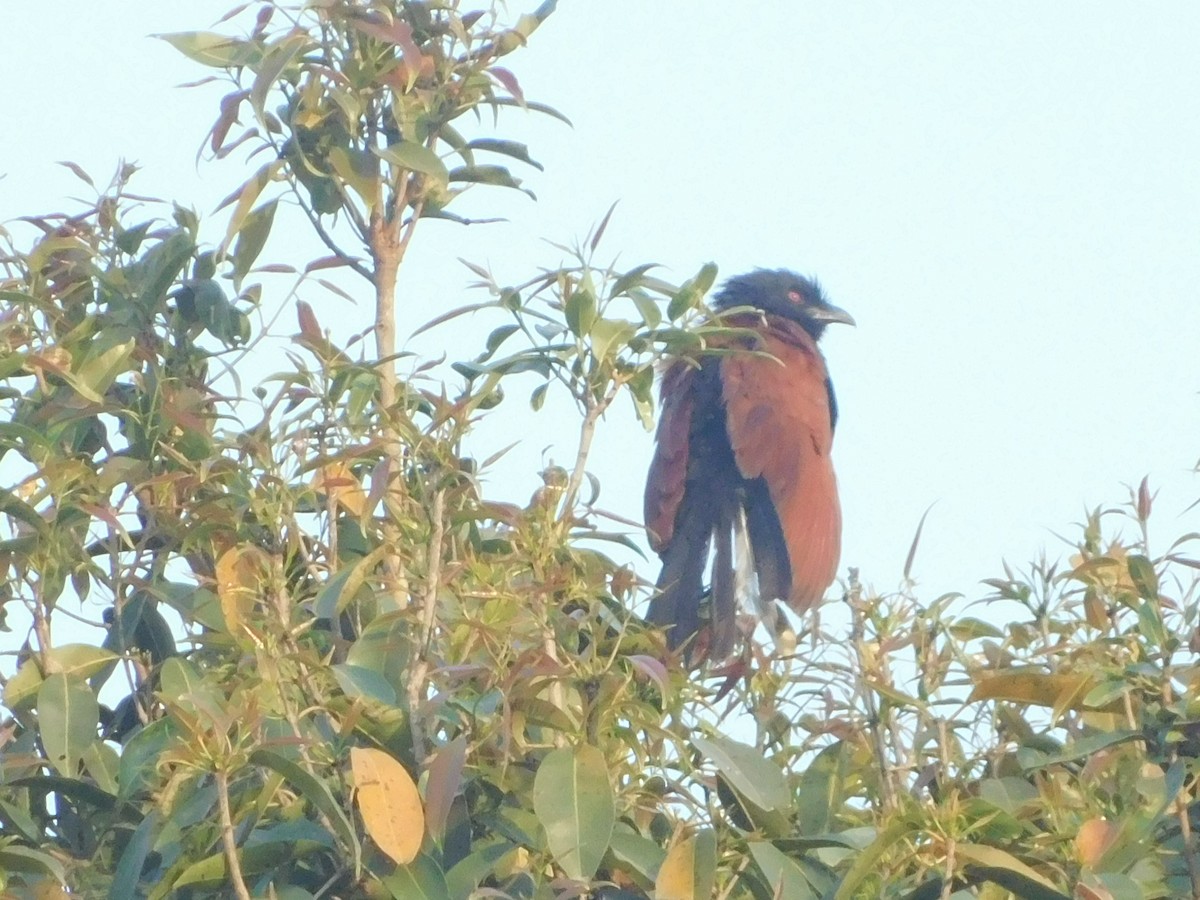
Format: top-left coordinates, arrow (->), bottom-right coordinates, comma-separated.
5,4 -> 1200,623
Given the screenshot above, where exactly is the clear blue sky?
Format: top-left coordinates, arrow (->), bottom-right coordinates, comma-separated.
5,4 -> 1199,621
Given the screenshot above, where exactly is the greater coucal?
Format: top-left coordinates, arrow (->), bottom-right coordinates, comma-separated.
644,269 -> 854,661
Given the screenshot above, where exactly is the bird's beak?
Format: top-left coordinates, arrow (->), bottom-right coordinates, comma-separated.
809,304 -> 856,327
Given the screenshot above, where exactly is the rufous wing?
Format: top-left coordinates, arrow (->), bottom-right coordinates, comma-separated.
719,329 -> 841,613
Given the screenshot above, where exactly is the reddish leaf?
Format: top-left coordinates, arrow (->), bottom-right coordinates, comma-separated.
297,300 -> 321,339
424,736 -> 466,842
489,66 -> 525,107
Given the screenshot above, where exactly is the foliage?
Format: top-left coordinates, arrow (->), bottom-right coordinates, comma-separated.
1,2 -> 1199,899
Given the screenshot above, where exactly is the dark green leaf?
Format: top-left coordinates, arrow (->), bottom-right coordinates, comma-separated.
382,852 -> 451,900
464,138 -> 544,171
250,749 -> 361,871
447,165 -> 534,198
110,811 -> 161,899
565,286 -> 597,338
533,745 -> 615,881
232,199 -> 277,282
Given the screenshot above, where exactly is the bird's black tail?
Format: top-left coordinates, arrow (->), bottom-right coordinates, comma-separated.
647,484 -> 743,660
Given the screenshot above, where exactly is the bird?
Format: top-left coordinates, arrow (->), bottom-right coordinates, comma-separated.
643,269 -> 854,662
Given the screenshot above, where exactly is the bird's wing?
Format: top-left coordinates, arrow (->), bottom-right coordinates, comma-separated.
720,325 -> 841,613
643,361 -> 695,553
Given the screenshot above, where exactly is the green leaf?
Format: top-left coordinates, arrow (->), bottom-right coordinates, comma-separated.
71,338 -> 135,402
382,852 -> 451,900
794,741 -> 850,835
138,230 -> 194,311
119,718 -> 179,800
748,842 -> 818,900
4,658 -> 44,711
693,261 -> 719,294
530,382 -> 549,411
45,644 -> 118,681
565,286 -> 597,338
221,161 -> 281,255
947,616 -> 1005,640
607,823 -> 665,889
314,546 -> 388,619
374,141 -> 449,187
250,749 -> 361,873
834,820 -> 910,900
82,740 -> 120,794
445,840 -> 515,897
332,663 -> 397,705
630,294 -> 663,330
157,32 -> 262,68
1127,554 -> 1159,600
0,844 -> 68,883
482,324 -> 520,361
694,734 -> 792,814
447,164 -> 534,198
1019,730 -> 1140,770
589,317 -> 636,362
328,146 -> 380,208
38,673 -> 99,775
533,744 -> 616,881
232,200 -> 278,282
667,284 -> 700,320
0,486 -> 48,535
464,138 -> 544,170
954,843 -> 1069,899
250,32 -> 309,122
977,777 -> 1039,816
111,810 -> 161,899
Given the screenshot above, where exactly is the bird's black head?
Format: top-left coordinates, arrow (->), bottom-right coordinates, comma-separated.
711,269 -> 855,338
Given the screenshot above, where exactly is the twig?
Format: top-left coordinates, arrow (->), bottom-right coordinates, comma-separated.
407,488 -> 445,759
557,380 -> 620,522
215,769 -> 252,900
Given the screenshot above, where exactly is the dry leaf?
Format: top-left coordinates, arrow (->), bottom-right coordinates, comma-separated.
315,460 -> 368,517
215,545 -> 270,636
351,746 -> 425,864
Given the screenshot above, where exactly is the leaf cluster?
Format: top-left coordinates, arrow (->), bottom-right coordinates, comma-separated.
1,4 -> 1199,900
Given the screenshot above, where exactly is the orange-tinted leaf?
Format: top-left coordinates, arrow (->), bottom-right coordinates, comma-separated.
424,736 -> 466,843
968,669 -> 1104,718
655,828 -> 716,900
214,545 -> 269,636
351,747 -> 424,865
1075,818 -> 1119,868
314,460 -> 367,517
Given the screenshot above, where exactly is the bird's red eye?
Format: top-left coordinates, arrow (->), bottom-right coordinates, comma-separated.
787,289 -> 803,304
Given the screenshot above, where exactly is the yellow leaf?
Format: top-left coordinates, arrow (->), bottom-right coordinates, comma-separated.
351,746 -> 425,864
655,829 -> 715,900
215,545 -> 270,636
968,668 -> 1115,718
314,460 -> 368,517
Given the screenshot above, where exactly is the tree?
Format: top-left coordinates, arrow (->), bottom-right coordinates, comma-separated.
2,3 -> 1199,898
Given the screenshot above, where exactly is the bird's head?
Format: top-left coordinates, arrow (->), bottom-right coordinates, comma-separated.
711,269 -> 855,338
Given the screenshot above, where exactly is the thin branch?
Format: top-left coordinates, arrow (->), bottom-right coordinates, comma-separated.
215,769 -> 252,900
407,488 -> 446,758
557,379 -> 621,522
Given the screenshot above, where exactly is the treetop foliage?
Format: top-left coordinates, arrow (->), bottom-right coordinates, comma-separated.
1,3 -> 1199,898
